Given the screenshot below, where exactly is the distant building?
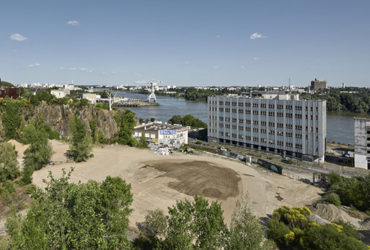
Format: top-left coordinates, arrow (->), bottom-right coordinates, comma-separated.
82,93 -> 100,104
354,118 -> 370,169
133,121 -> 188,148
0,85 -> 20,99
310,78 -> 328,91
342,82 -> 346,88
208,94 -> 326,162
51,89 -> 70,98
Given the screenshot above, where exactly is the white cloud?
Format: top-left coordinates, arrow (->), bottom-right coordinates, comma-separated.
10,33 -> 28,41
250,32 -> 266,40
27,63 -> 40,68
67,20 -> 79,26
253,57 -> 260,61
60,66 -> 92,72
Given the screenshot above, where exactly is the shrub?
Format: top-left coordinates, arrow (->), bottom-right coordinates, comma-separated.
0,142 -> 20,182
325,192 -> 341,206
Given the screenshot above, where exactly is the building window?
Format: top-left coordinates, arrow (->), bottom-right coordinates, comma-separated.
245,110 -> 251,114
253,111 -> 259,115
232,102 -> 237,106
261,121 -> 266,126
268,104 -> 275,109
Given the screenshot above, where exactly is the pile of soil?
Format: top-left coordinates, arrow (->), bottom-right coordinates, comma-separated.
311,203 -> 362,228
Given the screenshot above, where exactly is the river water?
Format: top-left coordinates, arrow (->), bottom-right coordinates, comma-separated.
115,91 -> 356,145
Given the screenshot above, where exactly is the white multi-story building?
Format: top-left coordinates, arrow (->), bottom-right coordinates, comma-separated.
208,94 -> 326,162
354,118 -> 370,169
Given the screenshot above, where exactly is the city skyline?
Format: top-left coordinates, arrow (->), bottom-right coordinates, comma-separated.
1,0 -> 370,87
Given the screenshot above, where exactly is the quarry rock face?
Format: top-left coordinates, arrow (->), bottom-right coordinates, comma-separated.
23,102 -> 119,139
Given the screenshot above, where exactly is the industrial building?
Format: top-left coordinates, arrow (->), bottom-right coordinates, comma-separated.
354,118 -> 370,169
310,78 -> 328,91
208,94 -> 326,162
133,121 -> 188,148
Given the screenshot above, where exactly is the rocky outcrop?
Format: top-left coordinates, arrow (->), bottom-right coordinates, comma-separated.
22,102 -> 120,139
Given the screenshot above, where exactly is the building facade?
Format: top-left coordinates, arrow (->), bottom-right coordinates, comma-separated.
310,78 -> 328,91
354,118 -> 370,169
208,94 -> 326,162
133,122 -> 188,148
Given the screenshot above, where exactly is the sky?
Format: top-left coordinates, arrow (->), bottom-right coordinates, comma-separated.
1,0 -> 370,87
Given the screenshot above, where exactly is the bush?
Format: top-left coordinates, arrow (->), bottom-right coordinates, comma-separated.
2,99 -> 22,139
325,192 -> 341,206
266,206 -> 368,250
0,142 -> 20,182
326,173 -> 370,212
23,128 -> 52,171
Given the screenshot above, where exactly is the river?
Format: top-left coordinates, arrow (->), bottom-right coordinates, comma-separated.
114,91 -> 356,145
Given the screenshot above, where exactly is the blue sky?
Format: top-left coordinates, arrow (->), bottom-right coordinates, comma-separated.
1,0 -> 370,87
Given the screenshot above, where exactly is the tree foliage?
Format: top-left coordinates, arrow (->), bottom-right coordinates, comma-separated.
266,205 -> 367,250
115,110 -> 137,146
168,114 -> 207,128
22,124 -> 53,185
227,197 -> 265,250
0,142 -> 20,182
68,115 -> 92,162
136,196 -> 267,250
164,196 -> 228,249
327,173 -> 370,212
2,98 -> 22,139
6,170 -> 133,249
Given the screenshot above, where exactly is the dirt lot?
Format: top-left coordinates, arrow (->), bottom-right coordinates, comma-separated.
145,160 -> 240,200
10,140 -> 322,228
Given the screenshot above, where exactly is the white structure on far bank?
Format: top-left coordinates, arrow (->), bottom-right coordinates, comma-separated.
133,121 -> 188,148
50,89 -> 70,98
147,82 -> 157,102
354,117 -> 370,169
82,93 -> 100,104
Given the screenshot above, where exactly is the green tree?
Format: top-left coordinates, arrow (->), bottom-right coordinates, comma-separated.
138,133 -> 148,148
227,197 -> 265,250
0,142 -> 20,182
144,209 -> 168,238
115,110 -> 137,146
2,99 -> 22,139
23,127 -> 52,171
6,170 -> 133,249
164,196 -> 228,250
68,115 -> 91,162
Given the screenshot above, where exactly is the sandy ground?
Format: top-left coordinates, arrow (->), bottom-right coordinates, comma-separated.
13,140 -> 321,228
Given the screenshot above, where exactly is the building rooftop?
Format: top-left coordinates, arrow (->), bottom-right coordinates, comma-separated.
134,121 -> 184,132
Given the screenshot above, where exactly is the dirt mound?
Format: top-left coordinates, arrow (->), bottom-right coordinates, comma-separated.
145,160 -> 241,200
311,203 -> 362,228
